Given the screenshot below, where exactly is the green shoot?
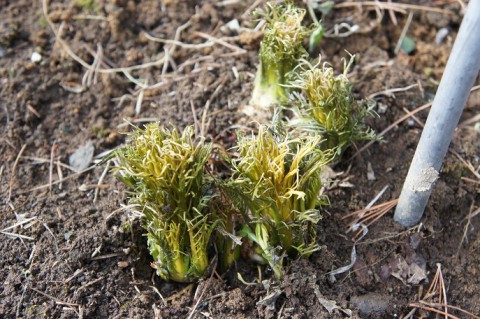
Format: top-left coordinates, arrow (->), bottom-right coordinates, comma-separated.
288,57 -> 379,156
225,125 -> 332,278
251,2 -> 312,109
113,124 -> 217,283
210,195 -> 241,274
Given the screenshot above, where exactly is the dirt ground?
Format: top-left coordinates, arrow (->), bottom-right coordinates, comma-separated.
1,0 -> 479,318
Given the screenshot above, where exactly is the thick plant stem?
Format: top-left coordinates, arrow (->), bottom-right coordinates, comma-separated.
394,0 -> 480,227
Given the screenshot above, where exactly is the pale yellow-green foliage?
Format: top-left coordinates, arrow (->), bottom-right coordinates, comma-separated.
113,124 -> 216,283
251,2 -> 312,109
288,58 -> 378,155
225,125 -> 332,278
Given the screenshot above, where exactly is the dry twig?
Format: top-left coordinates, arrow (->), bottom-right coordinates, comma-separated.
7,144 -> 27,202
407,264 -> 480,319
335,1 -> 454,14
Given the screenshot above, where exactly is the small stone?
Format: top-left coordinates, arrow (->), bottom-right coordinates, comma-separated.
367,162 -> 376,181
220,19 -> 240,34
351,293 -> 391,316
31,52 -> 42,63
64,230 -> 74,241
69,140 -> 95,171
377,103 -> 388,114
435,27 -> 449,44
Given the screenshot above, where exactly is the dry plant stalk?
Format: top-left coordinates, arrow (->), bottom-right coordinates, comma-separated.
408,263 -> 480,319
342,199 -> 398,241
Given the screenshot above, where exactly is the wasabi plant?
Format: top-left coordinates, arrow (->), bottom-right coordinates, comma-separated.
112,124 -> 217,283
251,2 -> 312,109
211,196 -> 241,274
288,57 -> 378,156
225,124 -> 332,278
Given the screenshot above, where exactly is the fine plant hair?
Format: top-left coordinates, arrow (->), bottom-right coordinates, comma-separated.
112,124 -> 218,283
251,2 -> 313,110
224,122 -> 332,278
109,2 -> 380,282
287,56 -> 379,156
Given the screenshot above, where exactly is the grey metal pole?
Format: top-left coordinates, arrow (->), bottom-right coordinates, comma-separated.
394,0 -> 480,227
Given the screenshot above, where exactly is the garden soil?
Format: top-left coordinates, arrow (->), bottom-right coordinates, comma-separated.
1,1 -> 479,318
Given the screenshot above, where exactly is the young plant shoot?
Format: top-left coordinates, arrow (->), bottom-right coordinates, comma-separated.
225,124 -> 332,278
113,124 -> 217,283
288,57 -> 378,156
251,2 -> 312,110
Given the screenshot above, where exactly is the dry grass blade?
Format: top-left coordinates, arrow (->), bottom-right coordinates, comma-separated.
49,142 -> 56,194
0,232 -> 35,241
407,263 -> 480,319
0,217 -> 37,233
417,302 -> 480,319
350,84 -> 480,161
450,149 -> 480,180
349,102 -> 432,161
343,199 -> 398,241
461,177 -> 480,185
8,144 -> 27,202
394,12 -> 413,54
465,207 -> 480,220
408,303 -> 460,319
334,1 -> 454,14
367,83 -> 419,99
22,165 -> 96,194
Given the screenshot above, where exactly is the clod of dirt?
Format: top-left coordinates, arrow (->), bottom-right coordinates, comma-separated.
69,140 -> 95,171
0,20 -> 19,47
350,293 -> 392,317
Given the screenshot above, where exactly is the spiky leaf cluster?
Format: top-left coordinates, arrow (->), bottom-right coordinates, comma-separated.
251,2 -> 312,109
225,125 -> 332,278
288,57 -> 379,155
113,124 -> 216,283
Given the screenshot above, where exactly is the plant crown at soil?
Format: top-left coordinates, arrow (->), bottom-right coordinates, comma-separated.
111,2 -> 379,282
113,124 -> 217,283
251,2 -> 312,109
223,124 -> 332,278
287,57 -> 379,157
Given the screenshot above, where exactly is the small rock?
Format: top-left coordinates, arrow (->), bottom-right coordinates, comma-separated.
69,140 -> 95,171
220,19 -> 240,34
435,27 -> 449,44
64,230 -> 74,241
0,46 -> 5,58
367,162 -> 376,181
351,293 -> 391,316
377,103 -> 388,114
31,52 -> 42,63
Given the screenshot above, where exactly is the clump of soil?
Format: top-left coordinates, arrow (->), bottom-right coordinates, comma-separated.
1,1 -> 479,318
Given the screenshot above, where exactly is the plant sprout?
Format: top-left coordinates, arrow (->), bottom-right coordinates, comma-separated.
288,57 -> 378,156
225,124 -> 332,278
113,124 -> 217,283
210,195 -> 241,274
251,2 -> 312,110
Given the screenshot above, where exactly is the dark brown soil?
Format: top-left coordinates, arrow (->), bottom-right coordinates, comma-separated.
1,1 -> 479,318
